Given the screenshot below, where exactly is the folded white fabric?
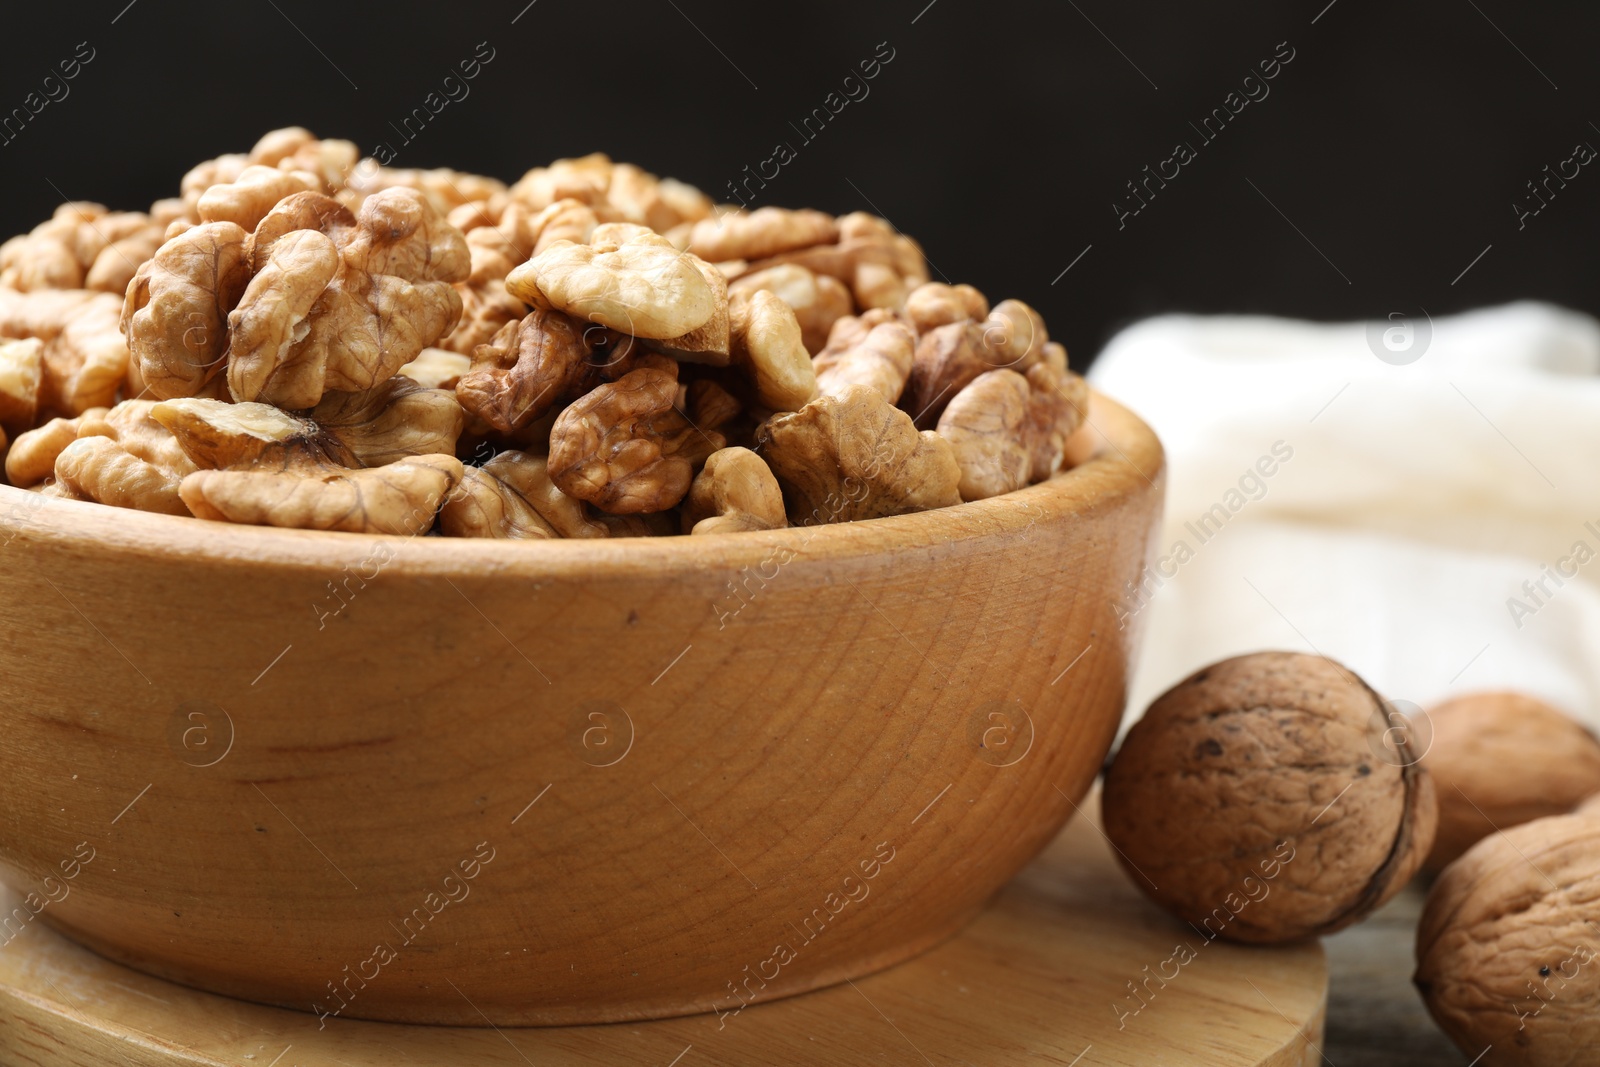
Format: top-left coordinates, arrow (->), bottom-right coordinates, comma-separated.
1089,301 -> 1600,732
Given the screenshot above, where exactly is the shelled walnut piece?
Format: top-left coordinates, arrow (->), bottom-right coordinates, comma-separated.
0,202 -> 169,296
682,447 -> 786,535
36,401 -> 196,515
151,380 -> 464,536
124,186 -> 469,409
0,129 -> 1094,539
756,385 -> 961,525
0,287 -> 131,417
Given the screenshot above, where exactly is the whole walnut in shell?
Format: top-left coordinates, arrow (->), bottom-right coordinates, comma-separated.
1103,651 -> 1437,943
1423,692 -> 1600,871
1415,812 -> 1600,1065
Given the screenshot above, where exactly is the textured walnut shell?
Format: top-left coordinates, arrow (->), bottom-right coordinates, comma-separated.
1415,813 -> 1600,1063
1103,651 -> 1437,944
1423,692 -> 1600,871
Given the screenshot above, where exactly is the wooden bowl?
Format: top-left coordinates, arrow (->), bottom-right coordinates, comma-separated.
0,391 -> 1163,1027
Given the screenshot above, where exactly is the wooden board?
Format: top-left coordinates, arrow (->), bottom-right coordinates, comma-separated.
0,797 -> 1326,1066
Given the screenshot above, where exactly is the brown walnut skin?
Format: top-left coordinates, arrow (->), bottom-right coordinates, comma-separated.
1103,651 -> 1437,944
1422,692 -> 1600,871
1416,813 -> 1600,1065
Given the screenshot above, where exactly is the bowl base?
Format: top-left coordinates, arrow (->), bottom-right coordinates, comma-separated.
0,797 -> 1325,1065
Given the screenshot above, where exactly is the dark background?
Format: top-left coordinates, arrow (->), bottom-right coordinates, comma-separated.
2,0 -> 1595,368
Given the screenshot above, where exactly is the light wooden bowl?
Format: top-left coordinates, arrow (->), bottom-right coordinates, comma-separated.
0,391 -> 1163,1027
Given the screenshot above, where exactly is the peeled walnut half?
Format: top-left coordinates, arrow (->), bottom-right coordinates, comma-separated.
52,400 -> 197,516
6,412 -> 96,488
756,384 -> 962,525
936,369 -> 1031,501
197,164 -> 321,231
0,337 -> 44,434
730,211 -> 927,314
439,465 -> 558,540
230,187 -> 469,408
730,263 -> 852,355
510,154 -> 712,232
1104,652 -> 1437,944
479,450 -> 608,539
1416,812 -> 1600,1064
455,308 -> 595,434
121,221 -> 254,400
1023,344 -> 1088,481
729,289 -> 817,414
901,320 -> 991,428
981,298 -> 1050,370
686,207 -> 838,264
0,202 -> 164,296
506,230 -> 718,343
814,319 -> 916,404
180,454 -> 463,536
399,348 -> 472,391
546,362 -> 723,514
151,381 -> 464,535
901,294 -> 1058,428
682,447 -> 786,535
905,282 -> 989,334
0,400 -> 194,512
1,287 -> 131,417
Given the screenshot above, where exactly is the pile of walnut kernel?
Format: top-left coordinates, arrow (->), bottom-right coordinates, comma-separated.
0,128 -> 1090,538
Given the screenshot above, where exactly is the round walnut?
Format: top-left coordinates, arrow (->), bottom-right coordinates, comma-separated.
1103,651 -> 1437,943
1423,691 -> 1600,871
1415,812 -> 1600,1064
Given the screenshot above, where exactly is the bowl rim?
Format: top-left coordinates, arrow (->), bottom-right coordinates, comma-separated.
0,390 -> 1163,576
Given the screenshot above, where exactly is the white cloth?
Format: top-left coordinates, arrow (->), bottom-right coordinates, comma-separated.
1088,301 -> 1600,731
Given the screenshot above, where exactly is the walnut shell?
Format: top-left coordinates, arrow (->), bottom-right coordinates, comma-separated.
1423,692 -> 1600,871
1103,651 -> 1437,944
1415,812 -> 1600,1064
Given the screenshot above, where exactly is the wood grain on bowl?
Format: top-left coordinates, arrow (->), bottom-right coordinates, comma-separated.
0,792 -> 1327,1066
0,391 -> 1163,1026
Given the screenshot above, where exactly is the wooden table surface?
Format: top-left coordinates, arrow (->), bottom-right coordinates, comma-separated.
1322,880 -> 1467,1065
